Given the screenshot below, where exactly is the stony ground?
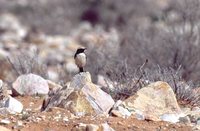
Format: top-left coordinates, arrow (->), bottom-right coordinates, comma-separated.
0,96 -> 192,131
0,1 -> 200,130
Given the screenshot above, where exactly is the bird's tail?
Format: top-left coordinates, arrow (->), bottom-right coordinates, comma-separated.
79,67 -> 84,72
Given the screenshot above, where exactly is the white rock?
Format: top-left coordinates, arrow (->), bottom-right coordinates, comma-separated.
113,100 -> 123,109
0,119 -> 10,124
46,80 -> 62,90
12,73 -> 49,96
16,121 -> 23,127
63,117 -> 69,122
101,123 -> 115,131
5,96 -> 23,114
0,13 -> 27,41
118,106 -> 131,116
0,80 -> 3,89
192,107 -> 200,111
135,110 -> 145,120
73,122 -> 115,131
0,49 -> 9,60
197,120 -> 200,125
160,113 -> 185,123
179,116 -> 191,124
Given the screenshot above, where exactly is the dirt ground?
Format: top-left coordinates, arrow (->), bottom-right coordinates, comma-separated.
0,96 -> 193,131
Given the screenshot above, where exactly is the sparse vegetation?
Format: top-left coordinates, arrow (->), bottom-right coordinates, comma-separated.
84,0 -> 200,106
0,0 -> 200,130
7,50 -> 48,79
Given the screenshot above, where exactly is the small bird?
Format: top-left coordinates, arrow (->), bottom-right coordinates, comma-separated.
74,47 -> 87,72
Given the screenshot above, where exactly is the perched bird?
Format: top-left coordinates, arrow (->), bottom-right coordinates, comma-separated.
74,47 -> 87,72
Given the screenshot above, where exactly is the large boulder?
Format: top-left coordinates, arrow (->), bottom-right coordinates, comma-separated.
42,72 -> 115,115
12,73 -> 49,96
123,81 -> 182,121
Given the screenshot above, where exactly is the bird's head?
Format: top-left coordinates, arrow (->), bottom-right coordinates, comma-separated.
76,47 -> 87,54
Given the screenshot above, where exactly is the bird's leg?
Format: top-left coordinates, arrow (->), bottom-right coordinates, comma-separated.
79,67 -> 84,72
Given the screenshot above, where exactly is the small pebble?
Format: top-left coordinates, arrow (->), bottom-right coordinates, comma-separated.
63,117 -> 69,122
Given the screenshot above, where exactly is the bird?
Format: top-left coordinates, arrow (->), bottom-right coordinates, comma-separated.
74,47 -> 87,72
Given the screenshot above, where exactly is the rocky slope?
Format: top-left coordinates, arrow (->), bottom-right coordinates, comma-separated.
0,12 -> 200,131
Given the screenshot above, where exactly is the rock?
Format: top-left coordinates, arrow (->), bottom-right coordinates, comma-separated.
46,80 -> 62,91
38,35 -> 81,65
69,72 -> 92,90
0,79 -> 3,89
0,13 -> 27,41
186,109 -> 200,123
0,119 -> 10,124
123,81 -> 182,121
67,72 -> 114,114
160,113 -> 184,123
42,72 -> 114,115
72,123 -> 115,131
192,107 -> 200,111
197,119 -> 200,125
41,84 -> 74,111
0,96 -> 22,115
63,117 -> 69,122
4,96 -> 23,114
72,123 -> 87,131
101,123 -> 115,131
193,125 -> 200,131
111,110 -> 125,118
64,91 -> 96,115
0,126 -> 11,131
111,100 -> 131,118
86,124 -> 99,131
134,111 -> 145,120
0,49 -> 9,60
0,83 -> 4,101
112,100 -> 123,109
179,116 -> 191,124
111,106 -> 131,118
12,73 -> 49,96
181,107 -> 191,114
16,120 -> 23,127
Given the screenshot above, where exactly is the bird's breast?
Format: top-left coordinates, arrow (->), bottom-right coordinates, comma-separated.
75,53 -> 86,67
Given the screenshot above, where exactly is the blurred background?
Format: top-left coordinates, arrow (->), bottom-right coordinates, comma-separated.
0,0 -> 200,89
